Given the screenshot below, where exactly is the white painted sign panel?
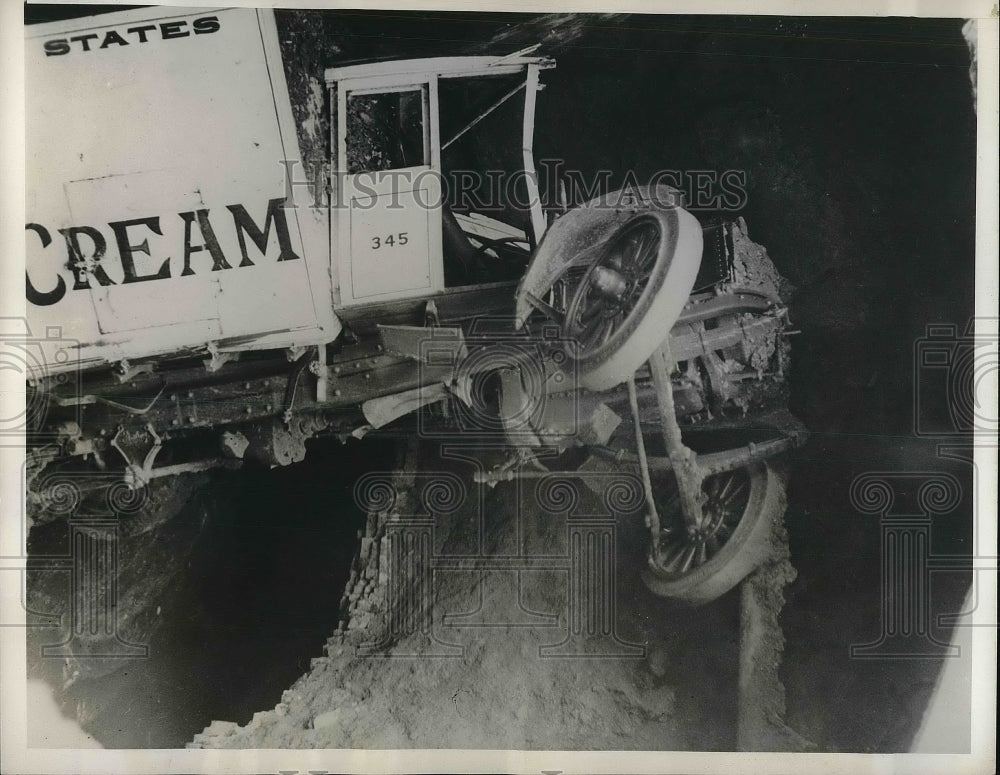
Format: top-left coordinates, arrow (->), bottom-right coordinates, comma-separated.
24,7 -> 338,374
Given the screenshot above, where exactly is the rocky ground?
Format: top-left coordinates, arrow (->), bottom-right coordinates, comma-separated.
27,437 -> 796,751
189,441 -> 766,751
184,442 -> 735,749
25,430 -> 971,752
196,436 -> 970,755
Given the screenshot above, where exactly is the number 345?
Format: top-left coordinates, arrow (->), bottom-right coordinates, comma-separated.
371,232 -> 409,250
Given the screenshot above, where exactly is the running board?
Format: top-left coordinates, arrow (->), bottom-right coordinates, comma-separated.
377,324 -> 467,365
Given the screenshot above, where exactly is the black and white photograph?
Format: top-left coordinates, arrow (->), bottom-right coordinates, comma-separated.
1,2 -> 996,772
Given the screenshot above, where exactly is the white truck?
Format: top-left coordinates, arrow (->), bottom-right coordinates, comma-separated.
20,6 -> 804,604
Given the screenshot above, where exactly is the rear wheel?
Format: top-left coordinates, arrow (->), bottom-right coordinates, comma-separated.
641,462 -> 782,605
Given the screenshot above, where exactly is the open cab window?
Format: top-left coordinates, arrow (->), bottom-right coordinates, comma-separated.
345,88 -> 428,173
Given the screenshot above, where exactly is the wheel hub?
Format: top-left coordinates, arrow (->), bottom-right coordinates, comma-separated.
590,265 -> 629,301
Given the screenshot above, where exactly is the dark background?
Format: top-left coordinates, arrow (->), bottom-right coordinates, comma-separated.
25,6 -> 978,752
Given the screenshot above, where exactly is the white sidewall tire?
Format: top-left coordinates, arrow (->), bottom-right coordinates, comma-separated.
641,462 -> 783,606
570,207 -> 703,392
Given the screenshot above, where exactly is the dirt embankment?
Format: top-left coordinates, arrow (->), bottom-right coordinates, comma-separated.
26,438 -> 800,751
24,443 -> 380,748
190,444 -> 803,751
189,444 -> 748,750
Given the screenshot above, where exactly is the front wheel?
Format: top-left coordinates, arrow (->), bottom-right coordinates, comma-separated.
562,208 -> 702,392
641,462 -> 784,605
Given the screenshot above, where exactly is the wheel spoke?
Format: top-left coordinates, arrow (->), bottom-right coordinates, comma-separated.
579,319 -> 599,345
580,309 -> 604,336
631,235 -> 657,274
716,473 -> 736,503
580,301 -> 602,323
628,277 -> 651,303
720,480 -> 747,508
598,317 -> 617,344
579,325 -> 599,348
639,232 -> 659,265
582,316 -> 607,346
679,544 -> 697,572
627,231 -> 650,272
586,324 -> 610,349
660,544 -> 687,572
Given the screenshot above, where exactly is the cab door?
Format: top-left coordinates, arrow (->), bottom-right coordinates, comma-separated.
333,83 -> 444,307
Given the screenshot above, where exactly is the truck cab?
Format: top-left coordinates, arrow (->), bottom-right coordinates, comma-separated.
325,54 -> 552,328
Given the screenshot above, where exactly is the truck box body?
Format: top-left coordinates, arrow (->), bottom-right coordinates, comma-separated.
25,7 -> 338,375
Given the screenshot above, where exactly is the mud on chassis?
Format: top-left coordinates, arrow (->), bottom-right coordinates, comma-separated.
23,52 -> 805,606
